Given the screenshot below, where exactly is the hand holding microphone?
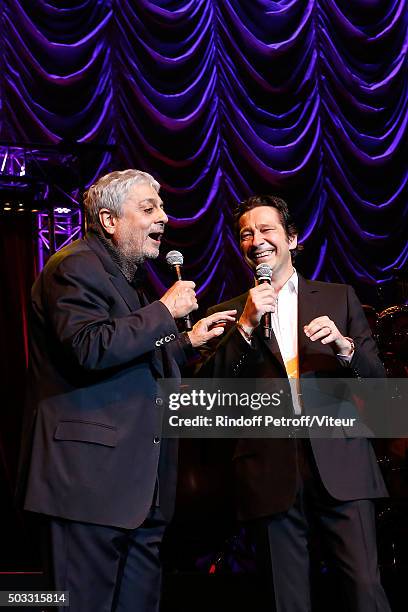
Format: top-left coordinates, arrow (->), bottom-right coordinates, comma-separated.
160,280 -> 198,321
161,251 -> 196,330
256,263 -> 273,339
238,264 -> 277,339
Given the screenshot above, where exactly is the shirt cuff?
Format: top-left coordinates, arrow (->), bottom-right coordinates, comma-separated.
336,337 -> 355,365
337,351 -> 354,365
178,331 -> 200,363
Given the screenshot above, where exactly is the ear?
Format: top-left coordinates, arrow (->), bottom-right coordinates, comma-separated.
289,234 -> 298,251
98,208 -> 118,236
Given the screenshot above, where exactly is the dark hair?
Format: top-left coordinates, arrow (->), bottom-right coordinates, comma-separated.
233,194 -> 302,258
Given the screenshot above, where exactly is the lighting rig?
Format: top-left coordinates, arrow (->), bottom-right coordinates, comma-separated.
0,141 -> 114,269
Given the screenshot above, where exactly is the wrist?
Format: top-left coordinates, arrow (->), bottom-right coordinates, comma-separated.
238,318 -> 257,334
185,330 -> 197,347
237,321 -> 255,344
337,337 -> 355,356
159,298 -> 175,319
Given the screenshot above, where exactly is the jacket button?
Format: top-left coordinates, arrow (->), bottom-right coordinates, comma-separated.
155,397 -> 163,406
153,437 -> 160,444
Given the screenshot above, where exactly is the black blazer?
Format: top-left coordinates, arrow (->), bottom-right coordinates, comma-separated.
200,276 -> 388,521
19,232 -> 186,529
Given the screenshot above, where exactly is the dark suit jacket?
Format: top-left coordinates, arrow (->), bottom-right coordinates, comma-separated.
18,232 -> 187,530
200,276 -> 388,521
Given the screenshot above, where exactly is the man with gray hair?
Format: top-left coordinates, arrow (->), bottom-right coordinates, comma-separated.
18,169 -> 235,611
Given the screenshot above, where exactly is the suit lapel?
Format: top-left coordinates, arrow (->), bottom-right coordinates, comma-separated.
109,276 -> 165,378
232,294 -> 247,320
298,275 -> 321,373
256,326 -> 286,372
85,232 -> 164,377
109,275 -> 142,312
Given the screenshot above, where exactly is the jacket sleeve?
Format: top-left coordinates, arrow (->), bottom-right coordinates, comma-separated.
347,286 -> 386,378
197,306 -> 258,378
41,256 -> 179,371
167,331 -> 201,370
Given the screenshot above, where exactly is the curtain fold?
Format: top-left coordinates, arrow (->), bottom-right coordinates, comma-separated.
0,0 -> 405,302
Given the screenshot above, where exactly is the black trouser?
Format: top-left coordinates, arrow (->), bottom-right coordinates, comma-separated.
251,439 -> 391,612
44,506 -> 166,612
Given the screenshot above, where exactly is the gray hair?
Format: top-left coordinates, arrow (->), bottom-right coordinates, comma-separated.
84,169 -> 160,228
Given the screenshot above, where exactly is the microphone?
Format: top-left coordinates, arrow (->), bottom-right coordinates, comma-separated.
255,263 -> 273,339
165,250 -> 193,331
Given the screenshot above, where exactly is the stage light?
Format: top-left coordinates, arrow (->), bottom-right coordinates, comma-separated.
0,147 -> 26,177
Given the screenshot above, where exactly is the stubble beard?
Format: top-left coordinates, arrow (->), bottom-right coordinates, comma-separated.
117,231 -> 159,265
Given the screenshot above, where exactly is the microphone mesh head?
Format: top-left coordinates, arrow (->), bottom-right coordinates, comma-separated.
255,263 -> 273,280
166,250 -> 184,266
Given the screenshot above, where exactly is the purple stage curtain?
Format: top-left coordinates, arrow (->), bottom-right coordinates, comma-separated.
0,0 -> 407,301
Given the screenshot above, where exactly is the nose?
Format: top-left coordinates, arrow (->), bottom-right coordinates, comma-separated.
158,208 -> 168,224
252,229 -> 266,248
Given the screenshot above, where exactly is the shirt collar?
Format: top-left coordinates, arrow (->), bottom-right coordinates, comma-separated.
279,269 -> 298,295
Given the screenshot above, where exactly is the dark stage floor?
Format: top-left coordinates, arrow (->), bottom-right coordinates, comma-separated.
0,567 -> 406,611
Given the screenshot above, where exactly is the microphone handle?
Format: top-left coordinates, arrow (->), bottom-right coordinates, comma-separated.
258,278 -> 272,339
174,264 -> 193,331
263,312 -> 272,339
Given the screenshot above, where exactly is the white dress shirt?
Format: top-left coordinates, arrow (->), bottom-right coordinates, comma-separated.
271,270 -> 353,414
270,270 -> 301,414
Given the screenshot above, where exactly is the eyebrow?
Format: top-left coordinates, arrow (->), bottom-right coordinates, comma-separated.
138,198 -> 163,207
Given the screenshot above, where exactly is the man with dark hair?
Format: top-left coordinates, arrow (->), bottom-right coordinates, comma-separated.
18,169 -> 235,612
200,195 -> 390,611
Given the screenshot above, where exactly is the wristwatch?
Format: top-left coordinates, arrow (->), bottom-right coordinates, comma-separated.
342,337 -> 355,356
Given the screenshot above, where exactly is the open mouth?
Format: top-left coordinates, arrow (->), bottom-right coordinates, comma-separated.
148,232 -> 163,243
252,249 -> 275,261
